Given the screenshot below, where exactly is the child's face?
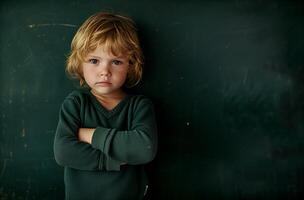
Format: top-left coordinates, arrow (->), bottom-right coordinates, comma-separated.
82,45 -> 129,97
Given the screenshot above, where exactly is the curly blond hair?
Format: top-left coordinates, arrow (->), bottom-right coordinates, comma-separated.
66,12 -> 143,87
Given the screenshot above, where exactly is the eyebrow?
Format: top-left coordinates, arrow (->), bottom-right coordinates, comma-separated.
87,55 -> 100,58
87,54 -> 127,59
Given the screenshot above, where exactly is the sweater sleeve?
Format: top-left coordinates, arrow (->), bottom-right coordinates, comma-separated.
91,98 -> 158,171
53,95 -> 103,171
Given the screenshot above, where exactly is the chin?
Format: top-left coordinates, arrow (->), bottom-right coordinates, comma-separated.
95,90 -> 111,95
93,88 -> 118,95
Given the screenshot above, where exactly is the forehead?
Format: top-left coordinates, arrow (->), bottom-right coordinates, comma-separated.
87,44 -> 128,58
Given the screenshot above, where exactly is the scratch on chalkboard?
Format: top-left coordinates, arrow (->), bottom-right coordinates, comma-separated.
28,23 -> 77,28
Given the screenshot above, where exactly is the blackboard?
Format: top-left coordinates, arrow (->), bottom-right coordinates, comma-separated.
1,0 -> 304,199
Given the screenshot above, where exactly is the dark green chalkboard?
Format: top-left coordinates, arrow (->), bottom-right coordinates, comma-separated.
1,0 -> 304,199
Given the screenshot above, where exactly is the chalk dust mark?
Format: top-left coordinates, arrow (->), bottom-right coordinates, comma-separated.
0,159 -> 7,178
28,23 -> 77,28
21,128 -> 26,137
23,51 -> 33,65
25,177 -> 32,200
21,120 -> 26,137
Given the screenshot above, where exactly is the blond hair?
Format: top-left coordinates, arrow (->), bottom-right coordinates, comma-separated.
66,12 -> 143,87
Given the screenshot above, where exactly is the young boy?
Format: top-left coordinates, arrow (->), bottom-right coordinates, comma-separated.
53,12 -> 158,200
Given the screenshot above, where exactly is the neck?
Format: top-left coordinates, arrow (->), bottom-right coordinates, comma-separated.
90,89 -> 126,110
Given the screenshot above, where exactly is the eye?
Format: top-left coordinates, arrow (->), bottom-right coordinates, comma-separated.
88,59 -> 99,65
112,60 -> 123,66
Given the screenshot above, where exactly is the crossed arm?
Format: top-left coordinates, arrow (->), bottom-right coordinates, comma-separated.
54,96 -> 157,171
78,128 -> 94,144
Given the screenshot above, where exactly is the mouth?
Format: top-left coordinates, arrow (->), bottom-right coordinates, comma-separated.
95,81 -> 112,86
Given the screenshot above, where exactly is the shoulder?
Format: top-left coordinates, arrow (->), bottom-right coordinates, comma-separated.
127,94 -> 155,113
128,94 -> 153,106
62,88 -> 91,107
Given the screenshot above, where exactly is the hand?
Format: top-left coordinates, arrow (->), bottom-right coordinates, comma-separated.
78,128 -> 95,144
79,128 -> 127,165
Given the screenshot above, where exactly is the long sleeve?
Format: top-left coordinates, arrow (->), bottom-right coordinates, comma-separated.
91,98 -> 158,171
53,96 -> 103,171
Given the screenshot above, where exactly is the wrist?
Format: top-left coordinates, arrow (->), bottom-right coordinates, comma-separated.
78,128 -> 95,144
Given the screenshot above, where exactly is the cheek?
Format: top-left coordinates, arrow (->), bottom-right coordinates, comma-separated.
82,65 -> 94,75
82,66 -> 95,83
115,68 -> 129,83
119,69 -> 128,80
82,68 -> 88,78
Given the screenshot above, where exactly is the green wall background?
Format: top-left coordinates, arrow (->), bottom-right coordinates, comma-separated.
1,0 -> 304,199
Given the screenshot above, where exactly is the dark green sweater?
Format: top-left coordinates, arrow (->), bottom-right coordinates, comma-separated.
53,88 -> 158,200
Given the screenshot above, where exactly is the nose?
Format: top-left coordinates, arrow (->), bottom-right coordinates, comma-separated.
98,62 -> 111,77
